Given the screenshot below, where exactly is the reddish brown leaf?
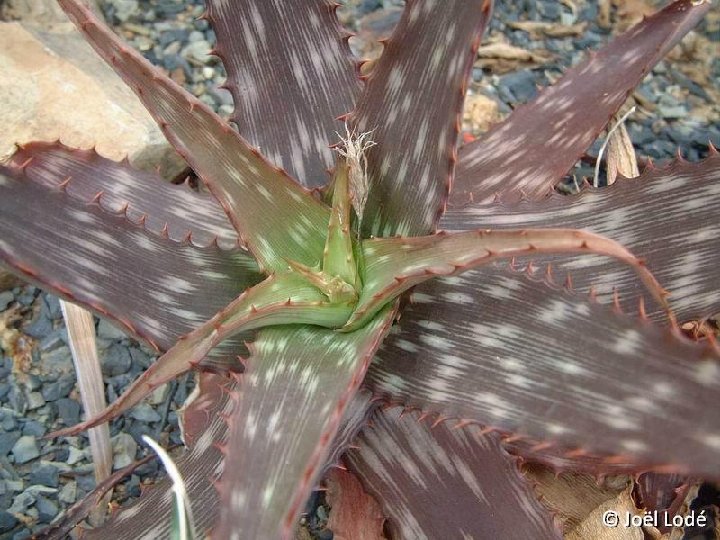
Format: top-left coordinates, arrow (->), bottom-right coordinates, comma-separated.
0,164 -> 261,367
326,468 -> 386,540
205,0 -> 361,188
365,264 -> 720,477
345,407 -> 562,539
216,305 -> 397,540
451,0 -> 711,205
350,0 -> 493,237
59,0 -> 331,272
8,142 -> 238,248
442,153 -> 720,322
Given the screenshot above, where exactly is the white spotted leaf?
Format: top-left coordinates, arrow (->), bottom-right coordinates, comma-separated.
442,153 -> 720,322
59,0 -> 331,272
7,142 -> 238,248
346,407 -> 562,539
49,272 -> 353,439
216,304 -> 397,540
0,163 -> 262,369
451,0 -> 712,205
365,264 -> 720,477
205,0 -> 361,188
350,0 -> 493,237
348,228 -> 667,329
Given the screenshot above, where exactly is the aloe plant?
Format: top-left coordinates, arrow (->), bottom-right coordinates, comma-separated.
1,0 -> 719,538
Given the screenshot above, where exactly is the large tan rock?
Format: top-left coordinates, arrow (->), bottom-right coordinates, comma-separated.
0,22 -> 185,178
0,0 -> 103,25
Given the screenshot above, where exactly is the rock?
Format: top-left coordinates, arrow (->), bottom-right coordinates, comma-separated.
0,0 -> 101,25
0,22 -> 185,179
0,510 -> 17,532
11,436 -> 39,464
462,94 -> 500,134
55,398 -> 81,427
58,480 -> 77,504
76,474 -> 96,492
0,292 -> 13,311
112,433 -> 137,470
102,344 -> 132,376
42,295 -> 62,320
129,403 -> 161,423
97,319 -> 128,341
39,346 -> 74,376
105,0 -> 139,23
36,495 -> 59,523
25,392 -> 45,411
24,312 -> 52,339
66,447 -> 85,466
181,40 -> 212,65
40,375 -> 75,402
0,431 -> 21,456
499,69 -> 538,102
8,490 -> 35,514
29,464 -> 59,488
21,420 -> 45,438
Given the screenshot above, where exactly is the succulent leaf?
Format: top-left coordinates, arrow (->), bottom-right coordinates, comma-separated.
204,0 -> 361,188
216,304 -> 397,540
345,407 -> 562,539
443,152 -> 720,322
48,272 -> 352,438
59,0 -> 331,272
323,157 -> 359,290
451,0 -> 712,205
350,0 -> 493,237
365,264 -> 720,477
0,164 -> 261,368
80,374 -> 230,538
347,228 -> 668,329
7,142 -> 238,248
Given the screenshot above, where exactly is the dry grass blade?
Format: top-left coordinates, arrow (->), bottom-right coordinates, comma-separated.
60,300 -> 112,526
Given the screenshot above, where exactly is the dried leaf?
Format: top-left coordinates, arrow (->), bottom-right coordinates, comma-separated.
326,469 -> 386,540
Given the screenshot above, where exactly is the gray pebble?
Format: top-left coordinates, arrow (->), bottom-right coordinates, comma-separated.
24,312 -> 52,339
30,464 -> 59,488
130,403 -> 161,423
41,346 -> 74,375
181,40 -> 212,65
41,375 -> 75,402
112,432 -> 137,470
9,490 -> 35,514
102,344 -> 133,376
58,481 -> 77,504
36,495 -> 59,523
26,392 -> 45,411
108,0 -> 139,22
188,30 -> 205,42
499,70 -> 537,103
21,420 -> 46,438
657,104 -> 688,120
12,436 -> 39,464
0,291 -> 13,311
55,398 -> 81,427
76,474 -> 95,492
0,431 -> 21,456
97,319 -> 128,341
66,447 -> 85,466
43,295 -> 62,320
0,510 -> 17,532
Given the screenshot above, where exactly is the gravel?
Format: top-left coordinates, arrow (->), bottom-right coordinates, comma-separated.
0,0 -> 718,537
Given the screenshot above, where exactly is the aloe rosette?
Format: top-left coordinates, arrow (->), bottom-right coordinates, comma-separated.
0,0 -> 719,538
